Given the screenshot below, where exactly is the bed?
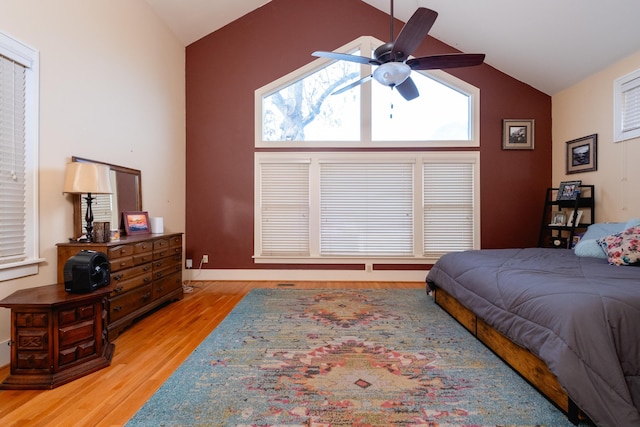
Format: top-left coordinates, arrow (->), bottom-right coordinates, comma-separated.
426,246 -> 640,427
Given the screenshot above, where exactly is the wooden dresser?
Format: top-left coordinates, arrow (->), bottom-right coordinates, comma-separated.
57,232 -> 183,340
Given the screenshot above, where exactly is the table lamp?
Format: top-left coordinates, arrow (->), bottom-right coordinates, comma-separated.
63,162 -> 113,242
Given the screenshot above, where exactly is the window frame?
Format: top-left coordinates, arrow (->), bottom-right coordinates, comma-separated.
255,36 -> 480,148
0,31 -> 42,281
614,68 -> 640,142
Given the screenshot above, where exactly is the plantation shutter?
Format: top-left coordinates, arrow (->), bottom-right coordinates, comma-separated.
259,161 -> 310,256
423,162 -> 474,257
320,161 -> 414,256
0,55 -> 27,263
622,77 -> 640,135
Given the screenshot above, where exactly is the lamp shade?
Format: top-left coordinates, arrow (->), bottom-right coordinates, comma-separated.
63,162 -> 113,194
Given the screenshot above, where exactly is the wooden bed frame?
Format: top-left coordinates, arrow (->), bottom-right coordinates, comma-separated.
432,286 -> 586,425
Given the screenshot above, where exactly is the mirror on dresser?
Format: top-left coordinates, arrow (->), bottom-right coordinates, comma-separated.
71,156 -> 142,238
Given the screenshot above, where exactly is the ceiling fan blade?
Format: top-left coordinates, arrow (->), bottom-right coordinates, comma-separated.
391,8 -> 438,62
332,75 -> 372,95
312,51 -> 380,65
395,77 -> 419,101
407,53 -> 486,70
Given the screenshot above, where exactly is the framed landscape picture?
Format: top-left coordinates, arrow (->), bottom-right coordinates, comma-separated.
122,211 -> 151,235
566,134 -> 597,174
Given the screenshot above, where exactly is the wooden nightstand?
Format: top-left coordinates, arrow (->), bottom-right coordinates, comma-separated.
0,284 -> 114,389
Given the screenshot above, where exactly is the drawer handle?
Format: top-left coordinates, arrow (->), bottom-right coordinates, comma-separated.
113,305 -> 123,312
142,292 -> 151,301
114,285 -> 124,293
113,274 -> 124,281
143,276 -> 151,283
120,248 -> 128,254
143,265 -> 151,272
119,261 -> 128,267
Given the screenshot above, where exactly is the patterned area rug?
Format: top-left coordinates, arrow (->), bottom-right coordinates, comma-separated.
127,288 -> 579,426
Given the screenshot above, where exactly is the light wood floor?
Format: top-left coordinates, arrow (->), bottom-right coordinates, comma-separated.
0,280 -> 424,426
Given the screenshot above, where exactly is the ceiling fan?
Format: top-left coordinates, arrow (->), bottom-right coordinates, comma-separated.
312,1 -> 485,101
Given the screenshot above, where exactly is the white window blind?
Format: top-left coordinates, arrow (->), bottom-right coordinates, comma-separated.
254,152 -> 479,263
423,162 -> 475,257
320,161 -> 414,256
258,161 -> 310,256
0,55 -> 27,263
614,69 -> 640,142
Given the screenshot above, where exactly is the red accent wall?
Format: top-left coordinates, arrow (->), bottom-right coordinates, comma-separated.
185,0 -> 551,269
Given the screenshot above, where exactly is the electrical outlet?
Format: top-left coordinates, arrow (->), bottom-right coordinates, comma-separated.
202,254 -> 209,263
185,259 -> 193,269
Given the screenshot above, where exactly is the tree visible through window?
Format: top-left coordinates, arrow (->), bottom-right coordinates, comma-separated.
257,36 -> 477,147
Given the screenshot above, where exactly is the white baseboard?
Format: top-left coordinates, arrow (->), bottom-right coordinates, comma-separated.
183,268 -> 429,283
0,339 -> 9,368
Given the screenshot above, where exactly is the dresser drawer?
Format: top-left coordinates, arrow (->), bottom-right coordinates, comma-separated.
59,320 -> 95,348
169,235 -> 182,247
133,252 -> 153,265
110,256 -> 135,273
153,271 -> 182,300
134,241 -> 153,254
110,263 -> 152,284
110,271 -> 153,295
59,304 -> 95,326
108,244 -> 134,260
109,284 -> 153,322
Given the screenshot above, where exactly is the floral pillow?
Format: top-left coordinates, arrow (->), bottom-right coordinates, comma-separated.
597,225 -> 640,266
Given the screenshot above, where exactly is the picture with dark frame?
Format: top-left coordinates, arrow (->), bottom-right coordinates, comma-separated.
122,211 -> 151,235
502,119 -> 534,150
566,134 -> 597,174
557,180 -> 582,201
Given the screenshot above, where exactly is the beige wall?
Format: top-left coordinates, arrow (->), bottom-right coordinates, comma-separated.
553,51 -> 640,222
0,0 -> 185,366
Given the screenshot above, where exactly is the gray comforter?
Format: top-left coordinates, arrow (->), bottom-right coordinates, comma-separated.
426,248 -> 640,427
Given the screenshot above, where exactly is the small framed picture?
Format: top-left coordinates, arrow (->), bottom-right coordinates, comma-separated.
550,211 -> 566,226
566,134 -> 597,174
557,180 -> 582,201
502,119 -> 534,150
122,211 -> 151,235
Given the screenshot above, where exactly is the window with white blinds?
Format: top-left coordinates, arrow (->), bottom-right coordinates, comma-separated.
0,56 -> 26,262
320,161 -> 414,256
258,160 -> 310,256
423,162 -> 475,257
0,31 -> 40,280
614,69 -> 640,142
255,152 -> 479,263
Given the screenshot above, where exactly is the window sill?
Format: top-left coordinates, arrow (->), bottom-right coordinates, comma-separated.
0,258 -> 46,282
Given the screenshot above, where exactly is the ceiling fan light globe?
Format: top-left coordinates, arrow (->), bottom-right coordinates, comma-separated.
373,62 -> 411,87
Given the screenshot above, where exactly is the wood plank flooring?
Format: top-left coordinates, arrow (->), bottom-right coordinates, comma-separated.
0,280 -> 424,426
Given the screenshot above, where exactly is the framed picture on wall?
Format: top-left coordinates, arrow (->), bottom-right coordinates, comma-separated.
502,119 -> 534,150
566,134 -> 597,174
122,211 -> 151,235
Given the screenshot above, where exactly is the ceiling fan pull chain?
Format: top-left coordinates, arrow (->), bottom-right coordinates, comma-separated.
390,87 -> 395,119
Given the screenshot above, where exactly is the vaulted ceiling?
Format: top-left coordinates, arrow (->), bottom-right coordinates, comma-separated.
145,0 -> 640,95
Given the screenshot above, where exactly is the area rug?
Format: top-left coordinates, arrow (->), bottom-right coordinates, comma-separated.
127,288 -> 581,426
